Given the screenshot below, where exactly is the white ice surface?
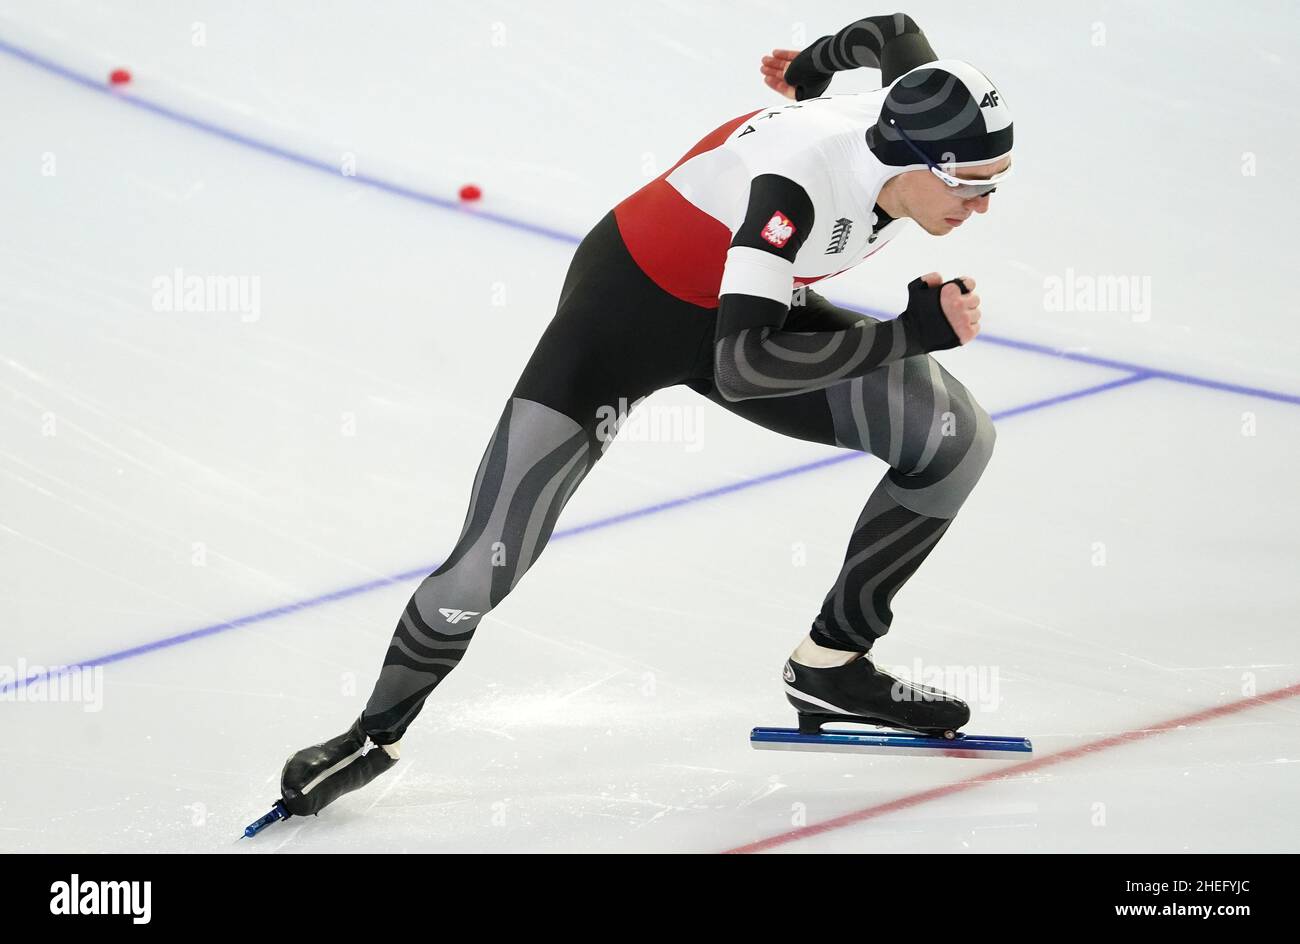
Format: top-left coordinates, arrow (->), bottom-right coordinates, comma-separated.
1,0 -> 1298,853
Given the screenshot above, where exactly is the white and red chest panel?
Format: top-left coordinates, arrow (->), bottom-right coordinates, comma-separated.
613,91 -> 908,309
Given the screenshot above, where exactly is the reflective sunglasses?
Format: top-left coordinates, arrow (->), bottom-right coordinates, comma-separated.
886,118 -> 1011,198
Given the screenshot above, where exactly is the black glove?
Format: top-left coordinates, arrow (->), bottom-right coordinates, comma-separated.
784,37 -> 834,100
897,276 -> 968,352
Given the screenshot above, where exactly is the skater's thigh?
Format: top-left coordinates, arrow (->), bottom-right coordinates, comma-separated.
512,310 -> 685,453
822,355 -> 993,478
687,379 -> 839,448
513,212 -> 715,447
692,354 -> 989,467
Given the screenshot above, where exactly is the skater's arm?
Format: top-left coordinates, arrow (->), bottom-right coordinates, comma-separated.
713,281 -> 968,402
782,12 -> 938,99
712,178 -> 976,403
785,287 -> 876,332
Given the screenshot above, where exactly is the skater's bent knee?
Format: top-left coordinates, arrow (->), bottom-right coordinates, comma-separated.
970,397 -> 996,460
883,386 -> 996,517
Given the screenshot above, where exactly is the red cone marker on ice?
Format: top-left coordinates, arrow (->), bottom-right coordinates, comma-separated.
458,184 -> 482,202
109,68 -> 132,86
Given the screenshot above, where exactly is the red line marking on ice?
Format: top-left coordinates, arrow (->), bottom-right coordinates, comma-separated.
724,680 -> 1300,854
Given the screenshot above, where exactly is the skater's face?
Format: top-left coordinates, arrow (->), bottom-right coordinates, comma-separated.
897,155 -> 1011,236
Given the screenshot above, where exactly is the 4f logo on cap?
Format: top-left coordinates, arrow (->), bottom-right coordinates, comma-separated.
761,211 -> 795,248
979,89 -> 1000,108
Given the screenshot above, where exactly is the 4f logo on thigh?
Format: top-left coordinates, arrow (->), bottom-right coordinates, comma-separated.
439,608 -> 480,624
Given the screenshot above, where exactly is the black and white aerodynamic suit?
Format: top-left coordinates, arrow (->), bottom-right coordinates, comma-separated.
361,15 -> 998,744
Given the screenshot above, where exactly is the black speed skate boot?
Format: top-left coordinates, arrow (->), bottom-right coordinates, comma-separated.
279,717 -> 400,817
783,653 -> 970,740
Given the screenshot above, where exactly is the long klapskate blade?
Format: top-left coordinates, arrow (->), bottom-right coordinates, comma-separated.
241,799 -> 291,838
750,726 -> 1032,759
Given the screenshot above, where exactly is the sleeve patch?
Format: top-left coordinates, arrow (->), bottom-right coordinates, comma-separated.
760,211 -> 796,248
